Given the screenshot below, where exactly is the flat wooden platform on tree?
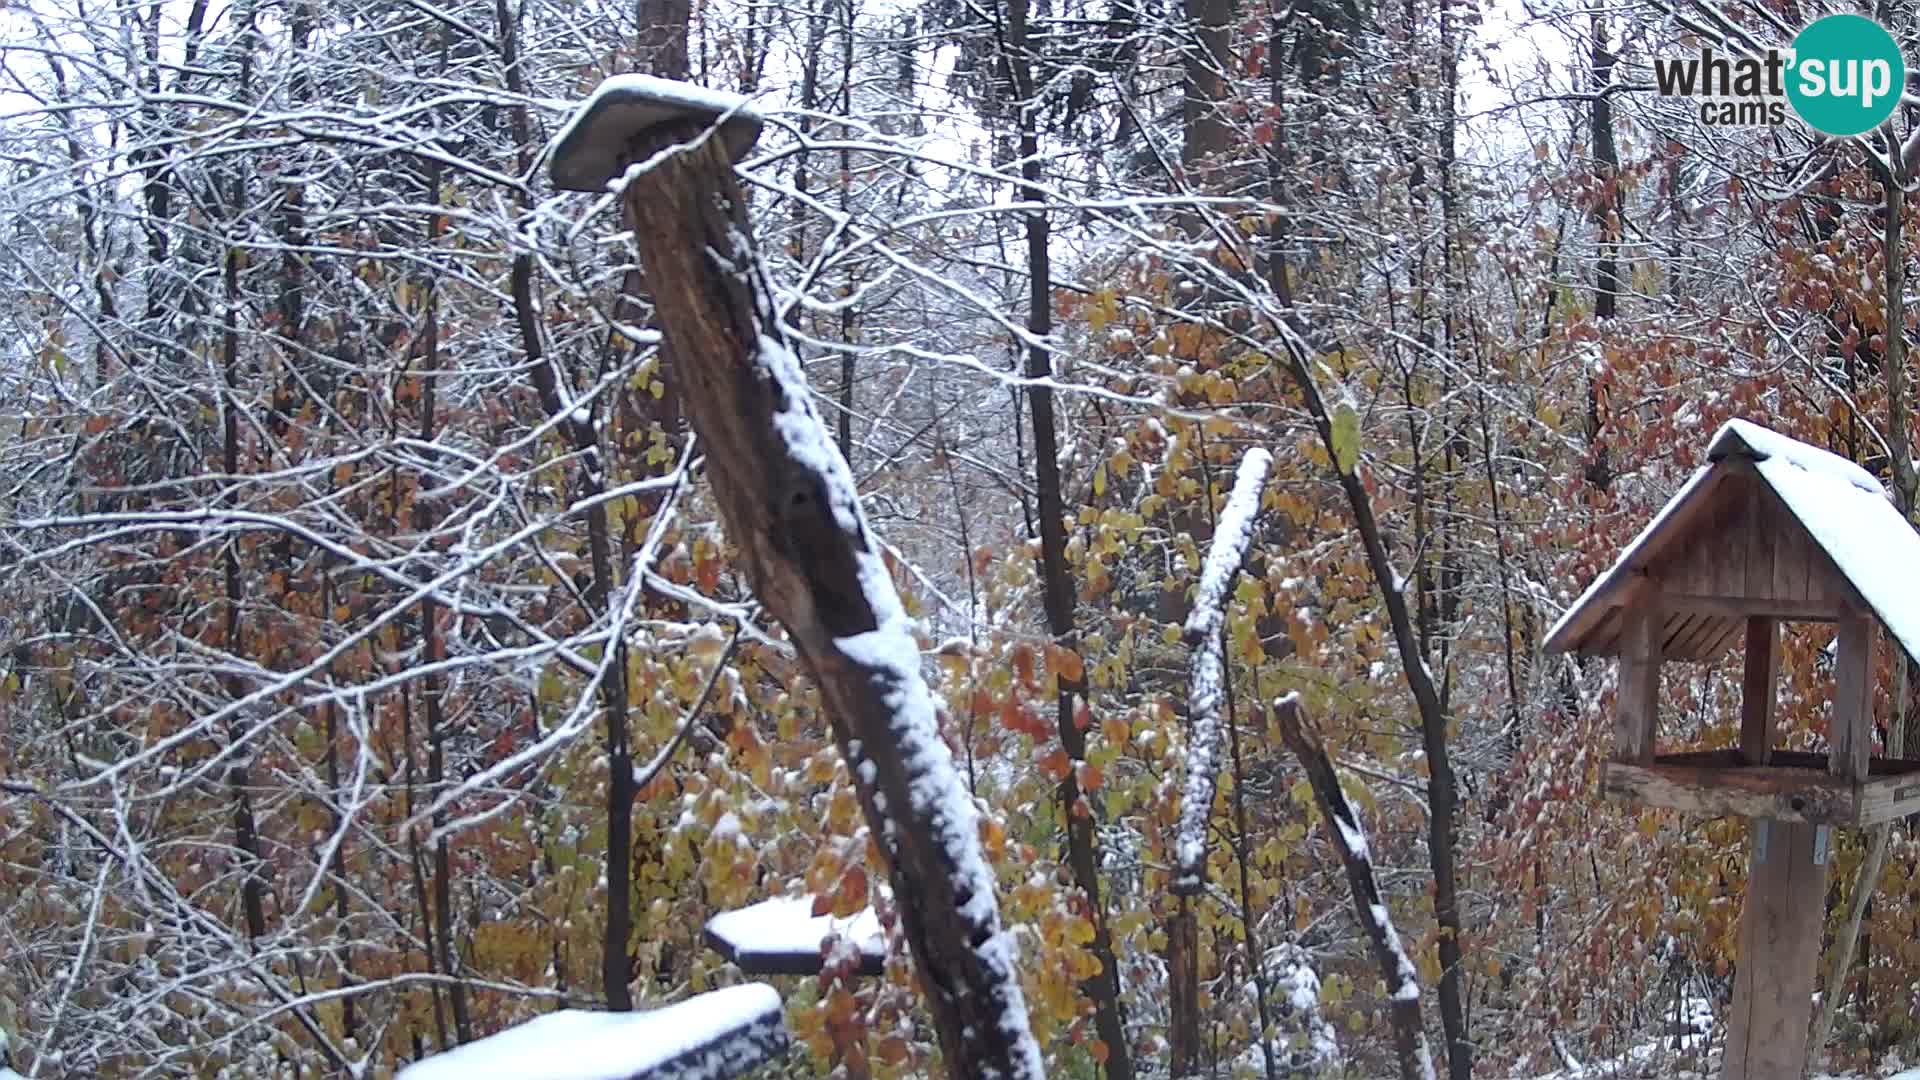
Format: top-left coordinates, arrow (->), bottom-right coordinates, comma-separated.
1602,750 -> 1920,826
704,896 -> 886,977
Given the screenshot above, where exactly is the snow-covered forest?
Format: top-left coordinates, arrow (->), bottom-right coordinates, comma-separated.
6,0 -> 1920,1074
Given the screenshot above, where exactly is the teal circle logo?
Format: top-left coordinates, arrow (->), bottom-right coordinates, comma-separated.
1786,14 -> 1905,136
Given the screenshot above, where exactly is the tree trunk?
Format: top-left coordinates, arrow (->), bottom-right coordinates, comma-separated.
1181,0 -> 1234,173
415,203 -> 473,1043
1274,696 -> 1437,1080
218,0 -> 268,951
1584,13 -> 1619,490
495,0 -> 641,1011
613,115 -> 1044,1080
1265,40 -> 1470,1080
1002,0 -> 1134,1071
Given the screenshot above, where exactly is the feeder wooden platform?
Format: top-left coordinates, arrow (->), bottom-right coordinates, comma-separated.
1602,750 -> 1920,826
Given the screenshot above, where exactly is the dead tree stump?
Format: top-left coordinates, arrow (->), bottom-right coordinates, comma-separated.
550,80 -> 1044,1080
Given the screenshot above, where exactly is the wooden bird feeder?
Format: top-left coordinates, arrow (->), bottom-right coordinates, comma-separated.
394,983 -> 789,1080
1545,418 -> 1920,1078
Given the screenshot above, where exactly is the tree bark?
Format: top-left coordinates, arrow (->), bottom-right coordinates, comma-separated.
1181,0 -> 1234,173
1584,13 -> 1619,490
1263,235 -> 1470,1080
415,200 -> 473,1043
495,0 -> 642,1010
218,0 -> 268,951
1264,66 -> 1470,1080
1000,0 -> 1134,1071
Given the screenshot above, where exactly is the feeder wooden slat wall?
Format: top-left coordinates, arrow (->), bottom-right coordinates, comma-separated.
1833,611 -> 1874,783
1615,597 -> 1660,764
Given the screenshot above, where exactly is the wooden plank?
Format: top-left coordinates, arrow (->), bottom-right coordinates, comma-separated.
1722,819 -> 1827,1080
1616,597 -> 1662,763
1578,605 -> 1625,658
1741,618 -> 1778,766
1832,611 -> 1875,783
1663,611 -> 1700,657
1676,614 -> 1730,660
1805,540 -> 1849,613
1602,760 -> 1859,824
1766,486 -> 1810,606
1657,592 -> 1842,622
1713,478 -> 1750,598
1649,748 -> 1920,777
395,985 -> 792,1080
1857,773 -> 1920,825
1650,473 -> 1738,599
1698,620 -> 1747,662
1745,477 -> 1776,602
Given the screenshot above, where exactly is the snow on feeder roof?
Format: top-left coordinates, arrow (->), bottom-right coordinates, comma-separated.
1544,418 -> 1920,666
705,895 -> 886,977
548,75 -> 764,193
396,984 -> 787,1080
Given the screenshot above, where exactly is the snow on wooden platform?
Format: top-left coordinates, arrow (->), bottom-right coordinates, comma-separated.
705,895 -> 886,976
396,983 -> 787,1080
547,75 -> 764,193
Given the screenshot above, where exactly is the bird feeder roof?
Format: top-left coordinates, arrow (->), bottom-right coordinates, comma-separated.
1544,419 -> 1920,666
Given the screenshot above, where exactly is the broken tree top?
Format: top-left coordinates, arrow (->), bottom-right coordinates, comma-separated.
549,75 -> 765,193
396,984 -> 787,1080
1544,418 -> 1920,667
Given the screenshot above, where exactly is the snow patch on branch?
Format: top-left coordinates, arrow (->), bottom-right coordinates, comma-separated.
1174,448 -> 1273,891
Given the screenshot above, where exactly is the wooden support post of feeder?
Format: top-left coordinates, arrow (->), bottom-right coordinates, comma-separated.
1543,420 -> 1920,1079
1739,617 -> 1778,767
549,78 -> 1042,1080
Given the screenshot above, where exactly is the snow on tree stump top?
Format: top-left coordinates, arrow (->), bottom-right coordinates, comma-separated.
705,895 -> 886,977
395,984 -> 788,1080
548,75 -> 763,193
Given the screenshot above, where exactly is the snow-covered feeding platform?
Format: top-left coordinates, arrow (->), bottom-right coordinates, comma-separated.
396,984 -> 787,1080
1545,418 -> 1920,827
704,895 -> 886,977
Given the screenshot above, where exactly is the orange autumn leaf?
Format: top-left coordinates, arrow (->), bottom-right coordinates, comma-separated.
1050,644 -> 1084,684
1012,643 -> 1036,688
1077,762 -> 1104,792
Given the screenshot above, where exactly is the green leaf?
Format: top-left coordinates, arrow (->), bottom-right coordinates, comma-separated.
1330,400 -> 1360,474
